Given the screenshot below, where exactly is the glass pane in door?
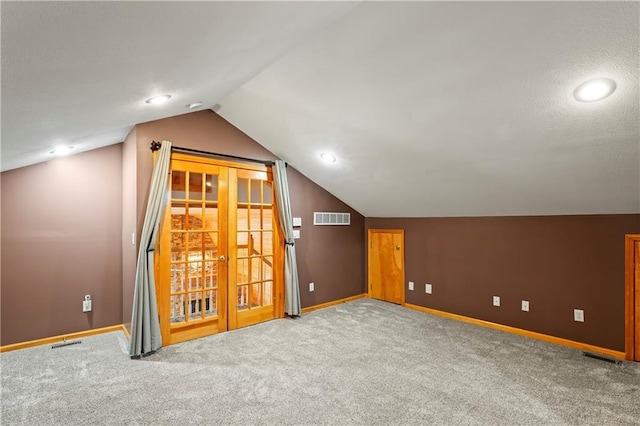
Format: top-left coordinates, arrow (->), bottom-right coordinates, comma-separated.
189,173 -> 203,200
262,207 -> 272,230
204,261 -> 216,286
188,292 -> 202,320
233,171 -> 275,316
171,203 -> 186,230
238,178 -> 249,203
172,171 -> 186,199
250,283 -> 261,307
167,165 -> 223,328
263,182 -> 272,204
205,175 -> 218,201
170,264 -> 185,292
203,205 -> 219,231
171,294 -> 185,323
204,289 -> 217,317
237,285 -> 249,311
263,282 -> 273,306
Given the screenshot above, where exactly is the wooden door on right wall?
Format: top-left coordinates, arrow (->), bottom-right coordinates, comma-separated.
368,229 -> 405,304
624,234 -> 640,361
633,238 -> 640,361
634,239 -> 640,361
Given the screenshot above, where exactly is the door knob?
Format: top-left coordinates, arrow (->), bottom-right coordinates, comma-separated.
395,245 -> 400,251
219,255 -> 226,262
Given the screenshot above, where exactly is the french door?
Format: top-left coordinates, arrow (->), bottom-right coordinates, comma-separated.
157,154 -> 283,345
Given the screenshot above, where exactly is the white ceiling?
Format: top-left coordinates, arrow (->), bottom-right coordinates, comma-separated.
1,1 -> 357,171
3,2 -> 639,218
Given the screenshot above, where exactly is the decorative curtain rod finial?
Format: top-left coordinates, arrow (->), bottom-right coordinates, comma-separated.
150,141 -> 162,152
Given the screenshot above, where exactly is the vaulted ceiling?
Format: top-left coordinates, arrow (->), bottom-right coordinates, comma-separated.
3,2 -> 638,217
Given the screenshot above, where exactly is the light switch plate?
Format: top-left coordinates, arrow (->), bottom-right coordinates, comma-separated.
493,296 -> 500,307
425,283 -> 432,294
408,281 -> 414,291
292,229 -> 301,239
293,217 -> 302,227
309,282 -> 314,292
574,309 -> 584,322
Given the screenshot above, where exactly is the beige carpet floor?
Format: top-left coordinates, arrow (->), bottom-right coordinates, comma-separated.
1,298 -> 639,425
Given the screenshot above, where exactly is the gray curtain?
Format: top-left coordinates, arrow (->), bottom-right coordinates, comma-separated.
272,160 -> 301,316
129,141 -> 172,357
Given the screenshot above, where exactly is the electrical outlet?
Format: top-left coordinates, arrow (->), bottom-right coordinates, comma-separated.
408,281 -> 414,291
309,282 -> 314,292
493,296 -> 500,307
292,229 -> 301,239
521,300 -> 529,312
574,309 -> 584,322
425,283 -> 432,294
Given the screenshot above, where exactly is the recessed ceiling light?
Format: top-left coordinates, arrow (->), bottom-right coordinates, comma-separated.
49,145 -> 74,156
145,94 -> 172,105
320,153 -> 336,163
573,78 -> 616,102
187,102 -> 204,109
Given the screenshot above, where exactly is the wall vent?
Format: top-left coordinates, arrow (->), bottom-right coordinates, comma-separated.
582,352 -> 621,365
314,212 -> 351,226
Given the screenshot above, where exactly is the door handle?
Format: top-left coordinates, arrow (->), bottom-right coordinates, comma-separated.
219,255 -> 226,262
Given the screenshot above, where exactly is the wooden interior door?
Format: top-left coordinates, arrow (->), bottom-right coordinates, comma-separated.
625,234 -> 640,361
368,229 -> 405,304
158,154 -> 281,346
634,239 -> 640,361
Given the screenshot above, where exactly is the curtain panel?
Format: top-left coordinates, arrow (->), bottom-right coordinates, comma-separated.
272,160 -> 301,316
129,141 -> 171,357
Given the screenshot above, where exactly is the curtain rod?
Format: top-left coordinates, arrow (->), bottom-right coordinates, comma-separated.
150,141 -> 276,167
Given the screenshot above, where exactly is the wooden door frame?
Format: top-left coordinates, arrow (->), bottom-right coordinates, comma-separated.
624,234 -> 640,361
367,229 -> 406,305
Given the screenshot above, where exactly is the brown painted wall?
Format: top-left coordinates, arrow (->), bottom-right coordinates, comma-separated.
366,215 -> 640,351
2,110 -> 633,353
1,145 -> 123,345
123,110 -> 364,326
287,167 -> 365,307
